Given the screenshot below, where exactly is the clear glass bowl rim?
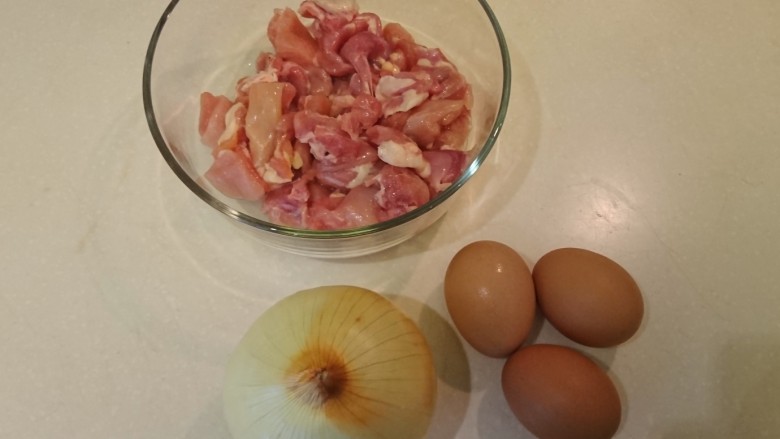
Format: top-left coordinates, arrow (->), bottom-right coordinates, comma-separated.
142,0 -> 512,240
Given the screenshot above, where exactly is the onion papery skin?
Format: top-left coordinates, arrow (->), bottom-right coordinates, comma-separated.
224,285 -> 437,439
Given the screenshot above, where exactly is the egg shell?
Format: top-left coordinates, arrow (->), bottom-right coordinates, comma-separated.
501,344 -> 622,439
533,248 -> 644,348
444,240 -> 536,358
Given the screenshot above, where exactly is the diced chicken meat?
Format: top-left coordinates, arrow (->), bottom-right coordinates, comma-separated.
205,149 -> 268,200
267,8 -> 319,67
372,165 -> 431,221
403,99 -> 466,148
197,1 -> 473,230
198,92 -> 233,149
375,71 -> 432,116
366,125 -> 430,178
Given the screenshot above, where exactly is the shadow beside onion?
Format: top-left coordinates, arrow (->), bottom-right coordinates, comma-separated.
389,294 -> 472,439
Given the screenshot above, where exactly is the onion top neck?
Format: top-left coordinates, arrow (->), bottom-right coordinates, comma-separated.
287,345 -> 350,408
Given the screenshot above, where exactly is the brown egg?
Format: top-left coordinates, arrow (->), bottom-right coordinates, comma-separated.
444,240 -> 536,357
502,344 -> 622,439
533,248 -> 644,347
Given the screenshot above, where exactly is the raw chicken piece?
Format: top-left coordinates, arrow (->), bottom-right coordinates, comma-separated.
339,31 -> 389,95
293,111 -> 340,143
267,8 -> 319,67
366,125 -> 430,177
403,99 -> 466,148
412,46 -> 473,104
307,185 -> 380,230
214,102 -> 248,154
329,93 -> 356,116
422,149 -> 467,192
375,71 -> 432,116
278,61 -> 310,98
235,71 -> 280,108
306,66 -> 334,96
381,22 -> 417,71
205,149 -> 268,200
300,94 -> 332,115
435,112 -> 472,151
313,18 -> 367,76
198,92 -> 233,149
371,164 -> 431,217
293,111 -> 371,165
314,159 -> 376,189
338,93 -> 381,138
309,10 -> 382,76
311,0 -> 358,18
245,82 -> 286,171
380,111 -> 411,131
261,113 -> 297,184
299,0 -> 355,31
263,174 -> 313,227
382,22 -> 414,46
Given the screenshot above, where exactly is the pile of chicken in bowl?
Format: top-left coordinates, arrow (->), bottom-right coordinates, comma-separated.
143,0 -> 510,257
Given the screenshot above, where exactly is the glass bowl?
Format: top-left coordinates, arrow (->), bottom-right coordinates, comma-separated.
143,0 -> 511,258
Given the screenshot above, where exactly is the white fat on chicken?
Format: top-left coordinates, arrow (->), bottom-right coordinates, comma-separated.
416,58 -> 455,70
329,94 -> 356,114
377,140 -> 431,178
375,76 -> 429,116
260,164 -> 292,184
313,0 -> 358,17
217,102 -> 246,146
393,90 -> 429,115
237,70 -> 279,94
260,146 -> 294,184
346,162 -> 374,188
375,76 -> 413,100
307,139 -> 333,163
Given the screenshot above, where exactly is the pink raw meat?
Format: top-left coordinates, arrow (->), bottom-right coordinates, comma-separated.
198,2 -> 473,230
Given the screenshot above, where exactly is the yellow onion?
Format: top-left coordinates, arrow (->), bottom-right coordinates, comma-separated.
224,285 -> 437,439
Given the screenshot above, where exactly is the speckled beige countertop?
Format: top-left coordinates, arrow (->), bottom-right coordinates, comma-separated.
1,1 -> 779,437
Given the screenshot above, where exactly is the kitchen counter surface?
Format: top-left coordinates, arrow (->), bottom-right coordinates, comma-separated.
2,1 -> 779,437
